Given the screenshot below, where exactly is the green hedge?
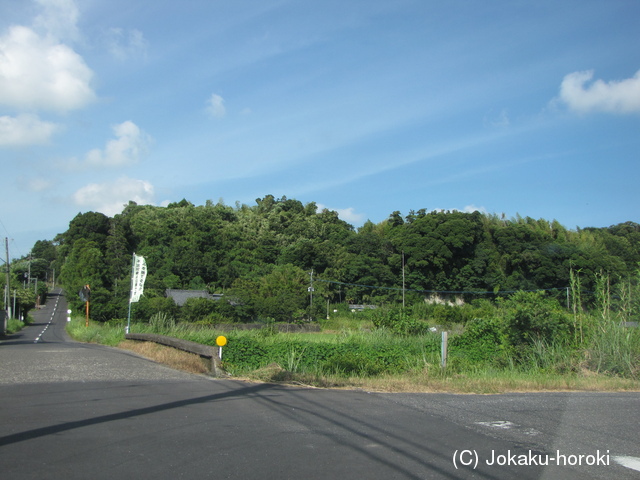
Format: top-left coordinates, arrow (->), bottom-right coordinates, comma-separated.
209,334 -> 441,377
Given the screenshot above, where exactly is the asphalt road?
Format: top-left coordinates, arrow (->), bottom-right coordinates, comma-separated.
1,291 -> 639,479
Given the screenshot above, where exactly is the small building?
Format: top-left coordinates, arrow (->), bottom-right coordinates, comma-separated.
165,289 -> 222,306
349,304 -> 377,312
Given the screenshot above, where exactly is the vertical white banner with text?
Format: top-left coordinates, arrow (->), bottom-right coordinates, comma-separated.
130,254 -> 147,303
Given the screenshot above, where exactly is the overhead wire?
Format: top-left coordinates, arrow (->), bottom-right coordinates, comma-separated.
315,277 -> 570,296
0,216 -> 26,260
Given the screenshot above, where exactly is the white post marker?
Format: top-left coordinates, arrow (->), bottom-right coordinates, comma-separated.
67,309 -> 72,322
216,335 -> 227,360
441,331 -> 448,368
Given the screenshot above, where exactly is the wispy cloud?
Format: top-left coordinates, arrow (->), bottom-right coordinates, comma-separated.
104,27 -> 148,61
72,176 -> 155,216
33,0 -> 81,42
206,93 -> 227,118
484,109 -> 510,128
0,114 -> 58,146
558,69 -> 640,114
25,177 -> 55,192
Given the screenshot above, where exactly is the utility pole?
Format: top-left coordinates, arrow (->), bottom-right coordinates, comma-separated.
4,237 -> 10,334
402,251 -> 405,309
308,269 -> 314,321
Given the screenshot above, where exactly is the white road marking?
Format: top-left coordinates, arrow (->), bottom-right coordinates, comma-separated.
614,456 -> 640,472
474,420 -> 541,436
475,421 -> 515,429
34,310 -> 55,344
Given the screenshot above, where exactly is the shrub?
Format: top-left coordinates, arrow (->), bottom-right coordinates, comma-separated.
221,336 -> 268,372
424,303 -> 464,325
323,350 -> 385,376
131,295 -> 178,322
499,291 -> 573,348
369,307 -> 430,335
451,317 -> 509,365
180,297 -> 218,322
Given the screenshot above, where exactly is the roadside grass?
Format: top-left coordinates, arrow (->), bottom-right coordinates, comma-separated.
67,317 -> 125,346
235,358 -> 639,393
6,315 -> 33,334
318,314 -> 375,333
65,316 -> 640,393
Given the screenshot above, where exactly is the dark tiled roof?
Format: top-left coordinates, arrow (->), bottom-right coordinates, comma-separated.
165,289 -> 221,306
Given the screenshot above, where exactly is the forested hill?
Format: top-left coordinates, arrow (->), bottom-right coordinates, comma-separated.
30,196 -> 640,322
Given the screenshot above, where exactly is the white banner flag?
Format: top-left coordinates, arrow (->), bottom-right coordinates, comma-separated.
130,254 -> 147,303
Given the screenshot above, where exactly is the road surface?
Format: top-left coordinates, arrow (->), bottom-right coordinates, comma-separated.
1,290 -> 638,479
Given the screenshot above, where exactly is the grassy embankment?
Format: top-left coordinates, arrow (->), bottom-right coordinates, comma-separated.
66,313 -> 640,394
4,316 -> 33,334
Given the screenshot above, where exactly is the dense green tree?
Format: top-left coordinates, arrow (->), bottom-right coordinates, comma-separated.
230,264 -> 309,322
31,240 -> 57,265
57,212 -> 110,252
387,210 -> 485,291
59,239 -> 109,315
38,196 -> 638,324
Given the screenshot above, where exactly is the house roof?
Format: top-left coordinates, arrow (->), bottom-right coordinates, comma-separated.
165,289 -> 221,306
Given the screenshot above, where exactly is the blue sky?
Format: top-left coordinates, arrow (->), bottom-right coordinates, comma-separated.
1,0 -> 639,257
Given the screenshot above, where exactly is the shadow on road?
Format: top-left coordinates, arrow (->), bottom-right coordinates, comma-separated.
0,382 -> 276,448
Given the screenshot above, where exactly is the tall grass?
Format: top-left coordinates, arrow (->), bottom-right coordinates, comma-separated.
522,339 -> 581,375
65,302 -> 640,392
576,269 -> 640,379
587,319 -> 640,378
6,315 -> 32,334
148,311 -> 176,333
67,317 -> 125,346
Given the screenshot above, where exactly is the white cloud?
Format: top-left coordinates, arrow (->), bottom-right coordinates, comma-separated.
72,176 -> 155,216
317,203 -> 365,225
0,113 -> 58,146
82,121 -> 152,168
105,27 -> 148,60
428,205 -> 488,216
206,94 -> 227,118
559,69 -> 640,114
462,204 -> 488,214
335,207 -> 366,225
0,25 -> 95,113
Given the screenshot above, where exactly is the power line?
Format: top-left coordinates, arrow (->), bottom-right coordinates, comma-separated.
315,277 -> 569,296
0,217 -> 25,260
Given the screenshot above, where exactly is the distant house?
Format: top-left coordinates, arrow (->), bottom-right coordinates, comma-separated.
349,304 -> 377,312
165,289 -> 223,306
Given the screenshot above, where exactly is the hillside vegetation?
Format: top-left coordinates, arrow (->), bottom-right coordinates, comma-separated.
27,196 -> 638,321
17,196 -> 640,384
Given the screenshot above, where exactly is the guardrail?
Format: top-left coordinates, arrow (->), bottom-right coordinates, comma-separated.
125,333 -> 225,377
